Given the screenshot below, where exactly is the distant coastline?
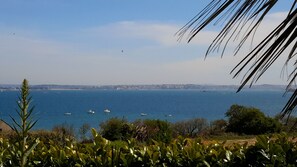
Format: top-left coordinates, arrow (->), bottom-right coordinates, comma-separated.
0,84 -> 286,91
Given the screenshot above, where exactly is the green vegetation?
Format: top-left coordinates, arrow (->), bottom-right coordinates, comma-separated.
226,105 -> 281,135
99,117 -> 133,141
52,123 -> 76,146
134,119 -> 172,144
8,79 -> 39,167
97,105 -> 286,143
1,129 -> 297,166
79,123 -> 91,141
209,119 -> 227,135
173,118 -> 208,137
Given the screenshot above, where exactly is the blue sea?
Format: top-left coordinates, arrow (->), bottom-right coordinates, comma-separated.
0,89 -> 291,131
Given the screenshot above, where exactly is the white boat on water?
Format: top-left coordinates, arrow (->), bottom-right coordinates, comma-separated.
104,109 -> 111,113
64,112 -> 72,116
87,110 -> 95,114
140,113 -> 147,116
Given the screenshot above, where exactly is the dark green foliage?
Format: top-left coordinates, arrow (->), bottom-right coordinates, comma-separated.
134,119 -> 172,143
2,129 -> 297,166
243,134 -> 297,166
173,118 -> 209,137
226,105 -> 281,135
99,117 -> 133,141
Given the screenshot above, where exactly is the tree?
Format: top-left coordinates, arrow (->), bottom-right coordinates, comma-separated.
133,119 -> 172,143
173,118 -> 208,137
99,117 -> 133,141
209,119 -> 227,135
225,104 -> 281,134
177,1 -> 297,119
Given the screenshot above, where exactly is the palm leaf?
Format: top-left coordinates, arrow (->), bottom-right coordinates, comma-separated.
177,0 -> 297,117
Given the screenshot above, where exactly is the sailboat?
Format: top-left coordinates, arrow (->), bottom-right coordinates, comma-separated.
140,113 -> 147,116
104,109 -> 111,113
87,110 -> 95,114
64,112 -> 72,116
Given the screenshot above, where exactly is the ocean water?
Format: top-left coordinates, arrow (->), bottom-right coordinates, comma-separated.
0,89 -> 291,130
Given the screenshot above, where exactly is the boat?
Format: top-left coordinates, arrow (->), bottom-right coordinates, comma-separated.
104,109 -> 111,113
87,110 -> 95,114
64,112 -> 72,116
140,113 -> 147,116
165,114 -> 172,117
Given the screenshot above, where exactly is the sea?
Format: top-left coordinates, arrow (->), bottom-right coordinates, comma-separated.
0,88 -> 292,131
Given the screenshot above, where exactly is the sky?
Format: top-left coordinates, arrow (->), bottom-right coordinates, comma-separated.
0,0 -> 292,85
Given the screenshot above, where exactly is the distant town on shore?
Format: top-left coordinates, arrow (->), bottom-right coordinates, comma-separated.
0,84 -> 287,91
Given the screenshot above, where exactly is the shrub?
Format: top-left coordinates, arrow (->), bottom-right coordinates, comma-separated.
52,123 -> 75,145
133,119 -> 172,143
226,104 -> 281,135
209,119 -> 227,135
1,121 -> 297,166
79,123 -> 91,141
275,114 -> 297,132
99,117 -> 133,141
172,118 -> 209,137
243,134 -> 297,166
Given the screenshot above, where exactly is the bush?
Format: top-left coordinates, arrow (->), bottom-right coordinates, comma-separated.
79,123 -> 91,141
209,119 -> 227,135
1,129 -> 297,166
275,114 -> 297,132
226,104 -> 281,135
99,117 -> 133,141
133,119 -> 172,143
172,118 -> 209,137
52,123 -> 75,145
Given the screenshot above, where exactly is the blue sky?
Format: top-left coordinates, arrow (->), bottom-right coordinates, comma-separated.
0,1 -> 291,85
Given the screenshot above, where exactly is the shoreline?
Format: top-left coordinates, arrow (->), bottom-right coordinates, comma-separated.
0,84 -> 286,91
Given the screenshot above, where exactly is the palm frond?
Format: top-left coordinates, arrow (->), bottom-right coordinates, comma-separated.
177,0 -> 297,117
